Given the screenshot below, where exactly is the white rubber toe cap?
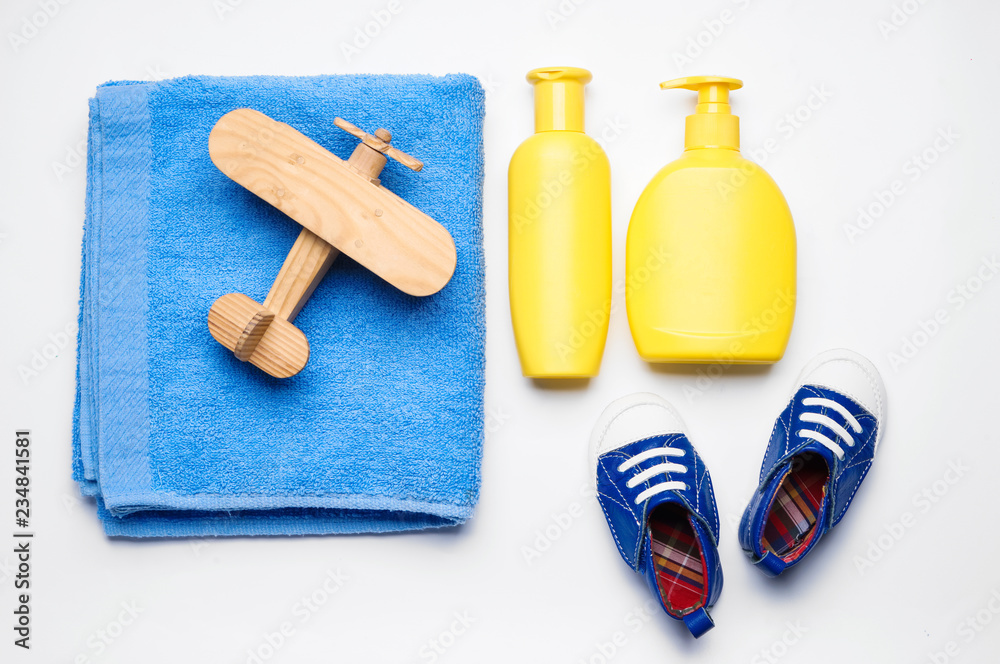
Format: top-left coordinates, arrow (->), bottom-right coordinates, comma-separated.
795,348 -> 886,423
589,392 -> 689,468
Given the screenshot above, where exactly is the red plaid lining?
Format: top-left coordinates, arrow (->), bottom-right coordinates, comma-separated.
762,453 -> 828,561
648,505 -> 706,615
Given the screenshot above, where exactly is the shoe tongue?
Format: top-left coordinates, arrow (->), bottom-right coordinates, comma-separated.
793,439 -> 839,470
644,484 -> 717,546
644,486 -> 686,513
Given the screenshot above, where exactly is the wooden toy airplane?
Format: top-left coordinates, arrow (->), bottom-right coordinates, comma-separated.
206,108 -> 456,378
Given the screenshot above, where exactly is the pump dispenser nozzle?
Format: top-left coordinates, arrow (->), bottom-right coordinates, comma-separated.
660,76 -> 743,151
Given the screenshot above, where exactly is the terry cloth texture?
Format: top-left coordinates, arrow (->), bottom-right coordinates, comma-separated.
73,74 -> 485,537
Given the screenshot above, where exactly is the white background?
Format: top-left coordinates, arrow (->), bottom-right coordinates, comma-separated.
1,0 -> 999,662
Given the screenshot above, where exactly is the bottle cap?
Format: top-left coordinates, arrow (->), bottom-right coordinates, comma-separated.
527,66 -> 592,133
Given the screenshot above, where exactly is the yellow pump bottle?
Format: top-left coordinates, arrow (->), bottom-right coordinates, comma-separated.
626,76 -> 796,364
508,67 -> 612,377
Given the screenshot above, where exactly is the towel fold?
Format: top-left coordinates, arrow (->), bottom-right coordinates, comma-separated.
74,74 -> 486,537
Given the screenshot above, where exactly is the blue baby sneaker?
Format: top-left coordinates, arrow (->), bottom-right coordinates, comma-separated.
739,349 -> 886,577
592,393 -> 722,638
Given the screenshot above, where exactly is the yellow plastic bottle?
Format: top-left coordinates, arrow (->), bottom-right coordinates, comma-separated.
626,76 -> 796,364
508,66 -> 611,378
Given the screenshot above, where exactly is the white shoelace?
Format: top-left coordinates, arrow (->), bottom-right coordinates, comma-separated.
616,446 -> 687,505
796,397 -> 863,460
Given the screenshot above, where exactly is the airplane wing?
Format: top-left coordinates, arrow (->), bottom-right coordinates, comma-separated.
209,108 -> 456,297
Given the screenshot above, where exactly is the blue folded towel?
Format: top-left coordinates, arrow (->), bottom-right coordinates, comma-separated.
74,74 -> 485,537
